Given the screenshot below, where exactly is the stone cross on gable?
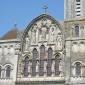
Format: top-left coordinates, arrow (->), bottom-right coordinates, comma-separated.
43,5 -> 48,14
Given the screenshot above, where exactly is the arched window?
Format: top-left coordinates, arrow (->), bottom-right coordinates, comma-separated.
75,62 -> 81,76
75,25 -> 79,37
0,66 -> 2,78
32,48 -> 38,76
47,48 -> 53,76
24,57 -> 29,77
6,65 -> 11,78
55,52 -> 61,76
39,45 -> 45,76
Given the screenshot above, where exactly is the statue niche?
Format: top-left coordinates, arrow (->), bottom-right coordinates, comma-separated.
39,26 -> 47,41
31,24 -> 38,44
39,18 -> 49,42
25,36 -> 30,51
56,33 -> 63,51
49,24 -> 56,44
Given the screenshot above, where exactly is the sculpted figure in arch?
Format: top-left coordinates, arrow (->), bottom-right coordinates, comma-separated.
39,27 -> 47,41
41,18 -> 47,26
49,25 -> 55,43
25,37 -> 30,51
31,25 -> 37,44
56,34 -> 63,50
42,27 -> 47,40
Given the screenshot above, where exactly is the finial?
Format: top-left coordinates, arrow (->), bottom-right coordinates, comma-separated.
43,5 -> 48,14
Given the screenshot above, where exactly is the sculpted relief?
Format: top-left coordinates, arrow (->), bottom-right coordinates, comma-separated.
25,37 -> 30,51
56,33 -> 63,51
23,16 -> 63,52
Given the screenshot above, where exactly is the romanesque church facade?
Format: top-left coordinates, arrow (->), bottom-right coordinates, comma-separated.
0,0 -> 85,85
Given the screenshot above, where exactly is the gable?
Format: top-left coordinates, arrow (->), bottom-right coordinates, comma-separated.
21,14 -> 64,52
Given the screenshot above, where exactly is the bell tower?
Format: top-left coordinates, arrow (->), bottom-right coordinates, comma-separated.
64,0 -> 85,19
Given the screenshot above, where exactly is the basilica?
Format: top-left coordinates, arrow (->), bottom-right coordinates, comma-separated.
0,0 -> 85,85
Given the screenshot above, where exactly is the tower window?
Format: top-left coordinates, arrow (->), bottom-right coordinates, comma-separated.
75,25 -> 79,37
75,62 -> 81,76
6,65 -> 11,78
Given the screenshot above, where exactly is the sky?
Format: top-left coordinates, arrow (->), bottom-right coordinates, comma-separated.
0,0 -> 64,36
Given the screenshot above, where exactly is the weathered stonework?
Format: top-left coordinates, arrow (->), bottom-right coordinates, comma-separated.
0,0 -> 85,85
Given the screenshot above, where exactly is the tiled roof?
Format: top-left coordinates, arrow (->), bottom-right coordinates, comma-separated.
1,28 -> 18,40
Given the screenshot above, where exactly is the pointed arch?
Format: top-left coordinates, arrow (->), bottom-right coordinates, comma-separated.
75,25 -> 79,37
40,45 -> 45,59
32,48 -> 38,76
24,56 -> 29,77
33,48 -> 38,59
47,47 -> 53,76
6,65 -> 11,78
55,52 -> 61,76
39,45 -> 45,76
75,62 -> 81,76
48,47 -> 53,59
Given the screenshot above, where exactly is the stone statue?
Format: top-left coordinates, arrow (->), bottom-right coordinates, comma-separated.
31,25 -> 38,44
42,27 -> 47,40
32,29 -> 36,44
42,18 -> 47,26
50,26 -> 55,43
39,27 -> 47,41
25,37 -> 30,51
57,35 -> 62,50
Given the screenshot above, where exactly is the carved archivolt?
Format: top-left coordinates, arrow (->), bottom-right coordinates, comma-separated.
21,14 -> 64,53
18,14 -> 64,78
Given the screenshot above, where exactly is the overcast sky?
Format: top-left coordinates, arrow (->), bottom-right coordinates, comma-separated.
0,0 -> 64,36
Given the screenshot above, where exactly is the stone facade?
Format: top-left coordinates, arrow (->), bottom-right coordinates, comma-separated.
0,39 -> 20,85
0,0 -> 85,85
